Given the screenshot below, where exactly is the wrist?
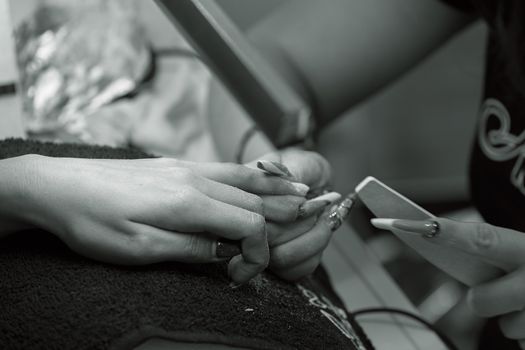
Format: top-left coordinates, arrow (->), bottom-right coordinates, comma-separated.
0,154 -> 49,236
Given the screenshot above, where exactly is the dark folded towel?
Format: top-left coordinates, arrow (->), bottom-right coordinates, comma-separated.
0,138 -> 374,350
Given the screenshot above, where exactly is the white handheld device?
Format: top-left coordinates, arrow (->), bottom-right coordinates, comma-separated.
355,176 -> 502,286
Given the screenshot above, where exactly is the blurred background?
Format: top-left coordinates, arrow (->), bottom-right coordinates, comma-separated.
0,1 -> 487,348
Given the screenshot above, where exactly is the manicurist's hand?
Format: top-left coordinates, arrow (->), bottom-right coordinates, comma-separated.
247,148 -> 347,281
371,217 -> 525,348
0,155 -> 308,285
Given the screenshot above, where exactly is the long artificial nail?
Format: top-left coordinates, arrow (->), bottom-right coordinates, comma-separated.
326,193 -> 356,231
310,191 -> 341,204
298,200 -> 331,219
290,182 -> 310,196
306,187 -> 332,199
257,160 -> 293,177
298,192 -> 341,219
216,239 -> 241,258
370,218 -> 440,238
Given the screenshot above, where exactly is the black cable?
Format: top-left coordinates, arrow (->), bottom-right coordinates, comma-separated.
235,125 -> 259,164
353,307 -> 459,350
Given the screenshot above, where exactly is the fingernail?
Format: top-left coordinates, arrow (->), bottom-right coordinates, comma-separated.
310,191 -> 341,204
290,182 -> 310,196
229,282 -> 243,289
298,192 -> 341,219
216,239 -> 241,258
305,187 -> 330,199
298,200 -> 331,219
326,195 -> 356,231
370,218 -> 440,238
257,160 -> 293,177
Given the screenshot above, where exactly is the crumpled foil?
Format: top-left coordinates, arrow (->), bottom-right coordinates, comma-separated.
14,0 -> 151,143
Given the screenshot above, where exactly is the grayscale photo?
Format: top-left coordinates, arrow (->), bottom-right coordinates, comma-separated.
0,1 -> 521,349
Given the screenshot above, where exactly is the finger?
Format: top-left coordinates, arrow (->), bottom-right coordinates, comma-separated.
199,198 -> 269,285
248,148 -> 331,187
127,222 -> 221,264
435,218 -> 525,270
297,192 -> 341,219
172,160 -> 309,196
519,339 -> 525,350
467,268 -> 525,317
267,215 -> 317,247
228,242 -> 269,285
261,195 -> 305,222
371,217 -> 525,271
270,210 -> 333,270
272,253 -> 322,281
279,148 -> 331,186
256,160 -> 293,178
499,311 -> 525,340
68,221 -> 223,265
191,174 -> 265,216
199,198 -> 268,269
141,189 -> 269,282
139,188 -> 259,237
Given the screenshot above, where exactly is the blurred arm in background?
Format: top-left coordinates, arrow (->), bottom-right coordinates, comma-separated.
208,0 -> 474,161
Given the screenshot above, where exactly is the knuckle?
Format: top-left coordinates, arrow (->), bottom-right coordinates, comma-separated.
473,223 -> 500,252
172,186 -> 201,209
249,195 -> 264,216
247,212 -> 266,236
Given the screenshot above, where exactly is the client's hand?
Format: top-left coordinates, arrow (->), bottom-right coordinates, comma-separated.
371,217 -> 525,349
0,155 -> 308,285
247,148 -> 340,281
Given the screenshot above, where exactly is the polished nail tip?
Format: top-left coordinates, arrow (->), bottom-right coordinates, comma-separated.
371,218 -> 440,237
268,161 -> 292,177
256,160 -> 292,177
309,191 -> 342,204
370,218 -> 396,231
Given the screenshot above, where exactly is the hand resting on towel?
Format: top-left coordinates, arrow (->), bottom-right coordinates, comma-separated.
0,154 -> 310,285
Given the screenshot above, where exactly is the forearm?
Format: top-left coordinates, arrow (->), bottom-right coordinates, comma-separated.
0,155 -> 40,237
248,0 -> 475,127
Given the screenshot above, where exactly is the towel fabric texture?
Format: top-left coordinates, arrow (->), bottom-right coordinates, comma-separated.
0,138 -> 374,350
